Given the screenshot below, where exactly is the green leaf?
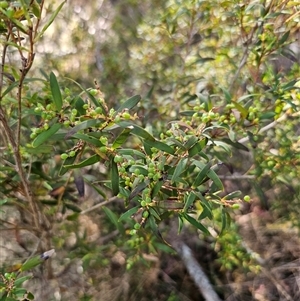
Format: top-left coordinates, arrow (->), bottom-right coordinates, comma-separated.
155,242 -> 175,254
233,101 -> 248,119
188,141 -> 204,157
212,140 -> 232,153
3,12 -> 28,33
111,157 -> 119,196
32,123 -> 61,148
2,80 -> 19,97
144,140 -> 175,155
118,206 -> 140,222
259,111 -> 275,120
34,1 -> 67,42
19,0 -> 33,23
171,157 -> 188,183
83,178 -> 107,199
75,96 -> 86,115
20,256 -> 42,272
59,156 -> 76,176
221,87 -> 232,103
237,94 -> 257,103
192,161 -> 211,187
31,0 -> 41,18
279,30 -> 290,45
40,200 -> 58,205
0,199 -> 7,206
14,288 -> 28,297
149,207 -> 161,220
63,154 -> 100,169
66,213 -> 80,221
73,133 -> 104,147
65,119 -> 103,139
115,95 -> 141,114
118,149 -> 146,159
103,206 -> 123,233
14,275 -> 31,287
112,128 -> 131,149
64,202 -> 82,212
223,190 -> 242,200
148,215 -> 161,239
221,208 -> 231,234
50,72 -> 62,111
129,165 -> 148,176
198,203 -> 212,220
118,122 -> 155,141
181,213 -> 210,235
194,192 -> 213,220
221,138 -> 249,151
64,77 -> 102,108
183,136 -> 198,150
129,181 -> 149,200
208,169 -> 223,190
151,180 -> 163,198
26,292 -> 35,300
184,192 -> 196,212
178,215 -> 184,233
25,145 -> 53,154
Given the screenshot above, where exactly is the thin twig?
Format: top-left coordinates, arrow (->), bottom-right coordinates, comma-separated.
218,174 -> 255,180
238,112 -> 300,144
228,24 -> 258,93
80,196 -> 119,215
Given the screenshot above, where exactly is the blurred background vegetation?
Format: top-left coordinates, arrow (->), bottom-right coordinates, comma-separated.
0,0 -> 299,300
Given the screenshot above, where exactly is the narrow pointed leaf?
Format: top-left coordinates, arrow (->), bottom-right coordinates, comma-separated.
118,122 -> 155,141
184,136 -> 198,150
50,72 -> 63,111
64,154 -> 100,169
118,206 -> 140,222
103,206 -> 123,233
181,213 -> 210,235
73,133 -> 103,147
64,202 -> 81,212
151,180 -> 163,198
118,149 -> 146,159
222,138 -> 249,151
129,181 -> 149,200
64,77 -> 102,108
233,101 -> 248,119
178,214 -> 184,233
144,140 -> 175,154
111,157 -> 119,195
32,123 -> 61,148
192,162 -> 211,187
59,156 -> 76,176
223,190 -> 242,200
149,207 -> 161,220
208,169 -> 223,190
112,128 -> 131,149
115,95 -> 141,114
171,158 -> 188,183
83,178 -> 107,199
184,192 -> 196,212
65,119 -> 103,139
31,0 -> 41,18
34,1 -> 66,42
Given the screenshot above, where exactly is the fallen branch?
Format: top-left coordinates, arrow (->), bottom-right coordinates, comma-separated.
173,241 -> 222,301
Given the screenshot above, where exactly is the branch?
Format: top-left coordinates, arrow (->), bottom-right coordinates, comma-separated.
80,196 -> 119,215
0,107 -> 40,229
173,241 -> 222,301
238,112 -> 300,144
